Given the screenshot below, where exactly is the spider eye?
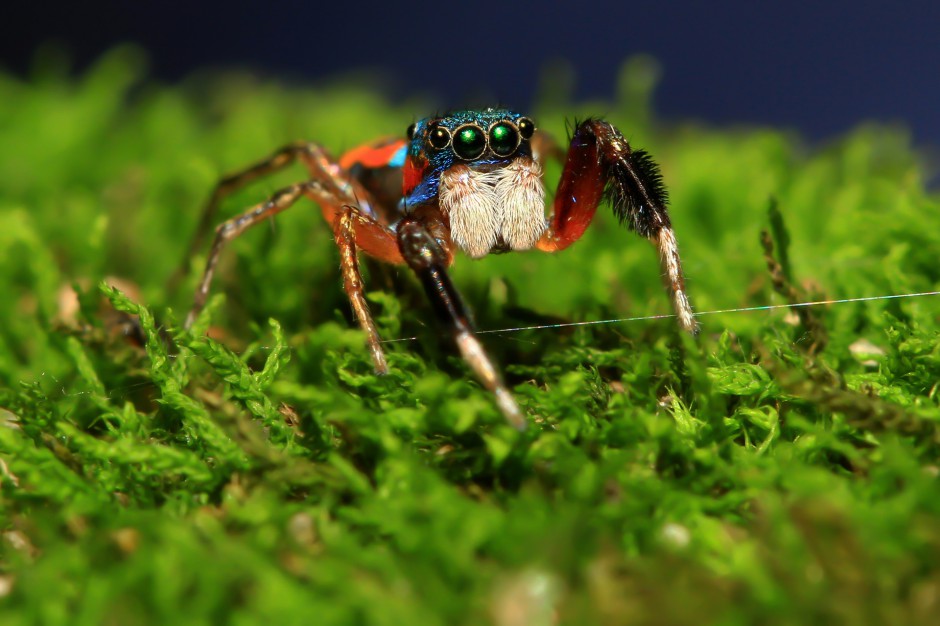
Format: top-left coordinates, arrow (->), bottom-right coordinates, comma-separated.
517,117 -> 535,140
428,126 -> 451,150
489,122 -> 520,157
406,123 -> 416,140
452,125 -> 486,160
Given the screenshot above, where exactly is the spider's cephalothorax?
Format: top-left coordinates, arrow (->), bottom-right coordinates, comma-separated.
403,109 -> 545,258
177,107 -> 698,430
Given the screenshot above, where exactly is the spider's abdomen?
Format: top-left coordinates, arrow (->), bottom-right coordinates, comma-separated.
439,157 -> 546,258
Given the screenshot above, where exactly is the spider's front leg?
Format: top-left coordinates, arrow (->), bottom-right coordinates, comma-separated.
537,120 -> 698,334
397,216 -> 526,431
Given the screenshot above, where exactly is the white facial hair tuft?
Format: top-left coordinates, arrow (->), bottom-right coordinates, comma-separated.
439,157 -> 546,259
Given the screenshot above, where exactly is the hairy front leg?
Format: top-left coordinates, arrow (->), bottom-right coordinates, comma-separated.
538,119 -> 698,334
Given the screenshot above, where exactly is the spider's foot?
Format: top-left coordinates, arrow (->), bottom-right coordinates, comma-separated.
370,345 -> 390,376
456,330 -> 527,431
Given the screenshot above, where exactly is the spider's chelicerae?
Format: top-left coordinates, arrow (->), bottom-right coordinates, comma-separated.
179,108 -> 697,430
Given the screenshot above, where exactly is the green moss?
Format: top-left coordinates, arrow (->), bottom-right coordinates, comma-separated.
1,47 -> 939,624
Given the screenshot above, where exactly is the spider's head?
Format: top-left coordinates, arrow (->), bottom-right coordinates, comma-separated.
406,108 -> 536,170
403,108 -> 546,258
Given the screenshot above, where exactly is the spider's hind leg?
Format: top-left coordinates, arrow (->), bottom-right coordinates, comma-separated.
170,141 -> 354,291
169,142 -> 316,291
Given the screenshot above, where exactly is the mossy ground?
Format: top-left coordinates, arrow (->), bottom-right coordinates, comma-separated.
1,48 -> 939,625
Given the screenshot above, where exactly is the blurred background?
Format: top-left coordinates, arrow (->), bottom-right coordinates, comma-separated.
3,0 -> 938,148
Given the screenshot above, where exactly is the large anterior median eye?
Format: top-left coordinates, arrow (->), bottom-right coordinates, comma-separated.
489,122 -> 520,157
452,124 -> 486,160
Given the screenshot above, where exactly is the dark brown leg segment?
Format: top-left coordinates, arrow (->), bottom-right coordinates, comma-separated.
397,217 -> 526,430
333,206 -> 389,374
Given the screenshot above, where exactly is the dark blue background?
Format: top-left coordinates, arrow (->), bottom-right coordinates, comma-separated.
4,1 -> 938,146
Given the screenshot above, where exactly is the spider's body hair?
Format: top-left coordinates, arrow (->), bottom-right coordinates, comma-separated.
439,157 -> 545,258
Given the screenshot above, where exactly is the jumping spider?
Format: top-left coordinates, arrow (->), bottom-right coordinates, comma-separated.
178,108 -> 697,430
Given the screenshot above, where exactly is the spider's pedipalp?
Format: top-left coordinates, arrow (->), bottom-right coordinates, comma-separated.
493,156 -> 546,250
438,157 -> 546,258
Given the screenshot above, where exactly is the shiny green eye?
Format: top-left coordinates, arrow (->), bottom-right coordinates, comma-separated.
452,125 -> 486,160
428,125 -> 451,150
489,122 -> 519,157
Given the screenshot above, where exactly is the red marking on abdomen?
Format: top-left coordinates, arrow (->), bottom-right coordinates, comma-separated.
339,139 -> 406,170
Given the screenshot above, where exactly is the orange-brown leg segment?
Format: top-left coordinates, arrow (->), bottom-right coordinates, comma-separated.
333,206 -> 395,374
397,216 -> 526,431
537,119 -> 698,334
529,129 -> 566,165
